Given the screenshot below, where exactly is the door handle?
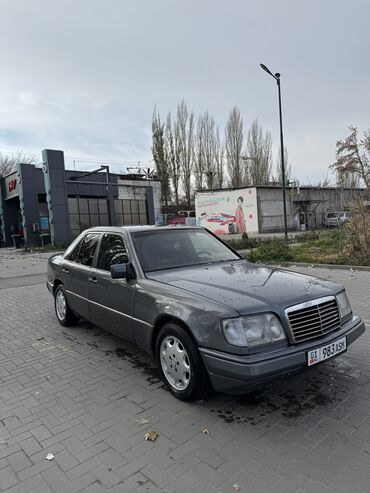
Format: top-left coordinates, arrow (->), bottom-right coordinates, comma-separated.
88,277 -> 98,284
62,268 -> 69,274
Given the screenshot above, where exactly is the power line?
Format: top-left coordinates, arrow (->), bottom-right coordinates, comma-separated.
67,156 -> 153,166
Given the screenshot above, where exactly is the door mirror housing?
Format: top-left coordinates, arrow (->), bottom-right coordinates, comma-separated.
110,263 -> 136,280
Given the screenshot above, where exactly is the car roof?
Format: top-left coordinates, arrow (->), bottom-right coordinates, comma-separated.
83,225 -> 204,234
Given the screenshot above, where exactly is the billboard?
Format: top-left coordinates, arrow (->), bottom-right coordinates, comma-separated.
195,188 -> 258,234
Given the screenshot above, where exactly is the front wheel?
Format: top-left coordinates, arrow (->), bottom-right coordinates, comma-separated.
54,285 -> 78,327
156,322 -> 211,401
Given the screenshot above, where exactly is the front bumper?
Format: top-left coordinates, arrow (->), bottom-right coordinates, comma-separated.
200,316 -> 365,394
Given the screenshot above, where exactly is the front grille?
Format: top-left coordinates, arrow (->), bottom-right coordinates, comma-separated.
286,296 -> 340,343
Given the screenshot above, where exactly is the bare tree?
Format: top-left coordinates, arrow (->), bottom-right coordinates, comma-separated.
331,126 -> 370,189
199,111 -> 216,189
175,100 -> 194,206
336,170 -> 361,188
165,112 -> 180,205
225,106 -> 243,187
275,145 -> 292,185
0,151 -> 37,177
245,119 -> 272,185
214,127 -> 225,189
151,107 -> 171,205
193,115 -> 205,190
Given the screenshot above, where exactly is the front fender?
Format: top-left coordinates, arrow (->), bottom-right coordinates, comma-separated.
132,279 -> 238,353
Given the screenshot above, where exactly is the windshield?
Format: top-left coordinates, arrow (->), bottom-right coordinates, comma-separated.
131,229 -> 241,272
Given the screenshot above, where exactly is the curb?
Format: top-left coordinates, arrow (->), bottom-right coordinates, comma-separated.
236,250 -> 370,272
279,262 -> 370,272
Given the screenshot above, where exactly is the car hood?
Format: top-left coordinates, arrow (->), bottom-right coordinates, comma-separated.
146,261 -> 342,315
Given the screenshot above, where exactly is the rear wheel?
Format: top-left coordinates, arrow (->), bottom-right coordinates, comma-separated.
156,322 -> 211,401
54,285 -> 78,327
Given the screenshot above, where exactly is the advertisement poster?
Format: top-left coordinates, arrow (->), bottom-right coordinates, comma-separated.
195,188 -> 258,234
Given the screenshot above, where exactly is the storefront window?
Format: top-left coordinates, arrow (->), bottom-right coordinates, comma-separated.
114,198 -> 147,226
68,196 -> 109,235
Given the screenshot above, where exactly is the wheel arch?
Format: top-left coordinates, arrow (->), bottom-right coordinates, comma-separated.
151,314 -> 197,353
53,279 -> 63,295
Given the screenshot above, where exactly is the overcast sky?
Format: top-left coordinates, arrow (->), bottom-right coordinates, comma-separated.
0,0 -> 369,184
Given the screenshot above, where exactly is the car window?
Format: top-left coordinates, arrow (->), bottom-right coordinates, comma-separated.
77,233 -> 100,266
96,234 -> 128,271
132,229 -> 240,272
68,239 -> 83,262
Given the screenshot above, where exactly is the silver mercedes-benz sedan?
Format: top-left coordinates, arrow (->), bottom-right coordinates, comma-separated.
47,226 -> 365,401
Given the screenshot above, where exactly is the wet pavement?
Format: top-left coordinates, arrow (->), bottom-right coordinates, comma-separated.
0,253 -> 369,492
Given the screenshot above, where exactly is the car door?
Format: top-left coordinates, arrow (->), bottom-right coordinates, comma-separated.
87,232 -> 134,342
63,232 -> 100,321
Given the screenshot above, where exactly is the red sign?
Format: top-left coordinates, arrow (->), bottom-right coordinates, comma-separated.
8,179 -> 17,192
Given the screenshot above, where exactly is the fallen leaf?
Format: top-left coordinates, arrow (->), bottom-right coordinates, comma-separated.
144,431 -> 158,441
202,428 -> 209,435
45,453 -> 54,461
233,484 -> 240,491
136,418 -> 150,425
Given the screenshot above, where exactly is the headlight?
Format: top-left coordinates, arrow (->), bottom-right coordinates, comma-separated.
336,291 -> 352,320
221,313 -> 287,348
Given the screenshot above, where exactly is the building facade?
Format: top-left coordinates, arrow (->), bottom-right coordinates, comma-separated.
0,149 -> 161,247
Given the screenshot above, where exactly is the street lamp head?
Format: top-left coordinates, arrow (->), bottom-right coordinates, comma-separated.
260,63 -> 274,76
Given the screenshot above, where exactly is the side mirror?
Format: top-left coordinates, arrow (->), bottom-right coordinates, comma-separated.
110,263 -> 136,280
110,263 -> 127,279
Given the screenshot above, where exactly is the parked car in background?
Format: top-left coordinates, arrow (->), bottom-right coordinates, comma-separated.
47,226 -> 364,401
166,210 -> 196,225
324,211 -> 351,228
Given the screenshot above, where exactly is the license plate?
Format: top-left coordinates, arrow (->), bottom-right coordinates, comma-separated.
307,336 -> 347,366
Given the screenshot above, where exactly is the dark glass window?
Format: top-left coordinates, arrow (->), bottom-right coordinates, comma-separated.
97,234 -> 128,271
89,214 -> 100,227
68,239 -> 83,262
98,198 -> 108,214
99,214 -> 109,226
138,200 -> 147,214
130,200 -> 139,214
114,199 -> 123,213
79,198 -> 89,214
132,213 -> 140,225
132,229 -> 240,272
123,214 -> 132,225
88,198 -> 99,213
115,213 -> 124,226
80,214 -> 90,230
68,197 -> 79,214
69,214 -> 80,230
122,200 -> 131,214
78,233 -> 100,266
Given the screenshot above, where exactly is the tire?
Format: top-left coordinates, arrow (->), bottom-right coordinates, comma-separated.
155,322 -> 211,401
54,284 -> 78,327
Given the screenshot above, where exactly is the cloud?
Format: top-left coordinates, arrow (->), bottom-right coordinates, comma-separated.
0,0 -> 369,182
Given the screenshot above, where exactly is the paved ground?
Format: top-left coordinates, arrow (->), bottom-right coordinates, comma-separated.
0,248 -> 370,492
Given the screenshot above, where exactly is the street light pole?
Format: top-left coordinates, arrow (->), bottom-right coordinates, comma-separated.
260,64 -> 288,240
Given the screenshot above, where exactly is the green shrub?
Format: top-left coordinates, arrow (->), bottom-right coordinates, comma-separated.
247,238 -> 293,263
225,233 -> 259,250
